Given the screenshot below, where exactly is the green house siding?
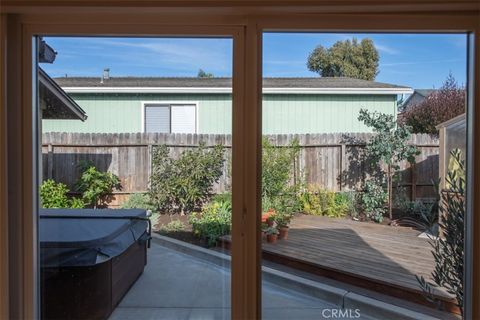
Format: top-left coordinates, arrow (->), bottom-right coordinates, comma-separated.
263,94 -> 396,134
42,93 -> 397,134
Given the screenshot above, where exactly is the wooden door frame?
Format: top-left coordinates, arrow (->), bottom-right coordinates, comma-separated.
3,20 -> 261,320
0,3 -> 479,320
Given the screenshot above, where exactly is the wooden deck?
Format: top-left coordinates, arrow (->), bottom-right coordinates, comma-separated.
220,215 -> 457,312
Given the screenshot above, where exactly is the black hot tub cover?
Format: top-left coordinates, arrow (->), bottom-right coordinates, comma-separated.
40,209 -> 150,267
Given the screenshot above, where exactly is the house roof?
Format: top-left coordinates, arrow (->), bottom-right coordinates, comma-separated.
54,76 -> 413,95
414,89 -> 437,97
40,68 -> 87,121
399,88 -> 437,112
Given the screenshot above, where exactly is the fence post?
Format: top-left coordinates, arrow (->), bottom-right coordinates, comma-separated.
340,143 -> 346,191
411,162 -> 417,201
147,144 -> 153,189
47,143 -> 53,180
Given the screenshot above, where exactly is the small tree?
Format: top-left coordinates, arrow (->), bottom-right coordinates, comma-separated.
76,162 -> 122,208
307,38 -> 379,81
402,74 -> 465,134
359,109 -> 419,220
262,137 -> 300,200
149,143 -> 225,215
417,149 -> 464,315
197,69 -> 214,78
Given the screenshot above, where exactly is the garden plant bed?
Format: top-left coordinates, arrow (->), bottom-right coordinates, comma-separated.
154,214 -> 209,248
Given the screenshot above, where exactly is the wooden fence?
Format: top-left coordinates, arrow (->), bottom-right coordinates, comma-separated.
42,132 -> 439,207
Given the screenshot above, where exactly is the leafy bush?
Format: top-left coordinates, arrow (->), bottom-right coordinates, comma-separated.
69,197 -> 85,209
40,179 -> 84,209
299,185 -> 349,218
121,193 -> 157,212
337,191 -> 361,218
262,186 -> 303,217
402,74 -> 465,135
397,199 -> 438,230
189,198 -> 232,247
361,180 -> 387,222
76,162 -> 121,208
159,220 -> 186,233
149,144 -> 225,215
417,149 -> 464,315
212,192 -> 232,204
262,137 -> 300,200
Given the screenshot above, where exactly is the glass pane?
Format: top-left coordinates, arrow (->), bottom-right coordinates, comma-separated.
261,32 -> 468,319
38,36 -> 234,319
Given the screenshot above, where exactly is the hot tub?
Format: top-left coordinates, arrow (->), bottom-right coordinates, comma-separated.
40,209 -> 151,320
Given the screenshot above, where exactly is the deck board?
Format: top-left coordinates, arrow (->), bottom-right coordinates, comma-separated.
220,214 -> 456,310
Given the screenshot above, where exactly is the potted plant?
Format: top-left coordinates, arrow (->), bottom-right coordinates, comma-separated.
275,213 -> 292,240
275,212 -> 292,240
266,226 -> 279,244
262,209 -> 276,227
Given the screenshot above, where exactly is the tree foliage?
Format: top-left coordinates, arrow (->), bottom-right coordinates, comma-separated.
149,143 -> 225,215
307,38 -> 379,80
197,69 -> 214,78
76,162 -> 122,208
359,109 -> 419,220
417,149 -> 464,315
401,74 -> 465,134
361,180 -> 388,223
262,137 -> 300,200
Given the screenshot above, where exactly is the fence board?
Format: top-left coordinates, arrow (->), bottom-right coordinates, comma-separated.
41,132 -> 439,207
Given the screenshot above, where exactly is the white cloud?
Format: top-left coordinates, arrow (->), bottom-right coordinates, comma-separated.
381,58 -> 464,67
375,43 -> 399,55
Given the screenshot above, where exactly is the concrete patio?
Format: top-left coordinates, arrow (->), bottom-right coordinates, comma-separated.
109,236 -> 450,320
109,243 -> 350,320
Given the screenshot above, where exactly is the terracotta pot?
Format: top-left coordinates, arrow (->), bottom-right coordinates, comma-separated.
278,227 -> 289,240
266,234 -> 278,244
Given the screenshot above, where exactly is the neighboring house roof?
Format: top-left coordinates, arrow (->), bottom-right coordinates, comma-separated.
399,89 -> 437,112
40,68 -> 88,121
54,76 -> 413,95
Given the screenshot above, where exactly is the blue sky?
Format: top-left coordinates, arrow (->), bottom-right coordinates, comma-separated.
43,33 -> 467,89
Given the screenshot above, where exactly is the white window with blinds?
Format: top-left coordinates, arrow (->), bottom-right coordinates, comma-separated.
143,102 -> 197,134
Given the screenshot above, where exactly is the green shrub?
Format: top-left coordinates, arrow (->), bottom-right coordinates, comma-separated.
76,162 -> 121,208
121,193 -> 157,212
149,144 -> 225,215
189,198 -> 232,247
40,179 -> 84,209
212,192 -> 232,204
69,197 -> 85,209
337,191 -> 361,218
159,220 -> 186,233
361,180 -> 387,222
262,137 -> 300,200
299,185 -> 349,218
40,179 -> 70,208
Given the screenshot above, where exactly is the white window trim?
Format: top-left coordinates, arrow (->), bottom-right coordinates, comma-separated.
141,100 -> 199,134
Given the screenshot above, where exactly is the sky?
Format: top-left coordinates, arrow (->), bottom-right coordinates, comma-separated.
43,33 -> 467,89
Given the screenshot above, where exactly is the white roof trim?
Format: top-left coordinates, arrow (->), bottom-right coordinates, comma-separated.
62,86 -> 413,95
